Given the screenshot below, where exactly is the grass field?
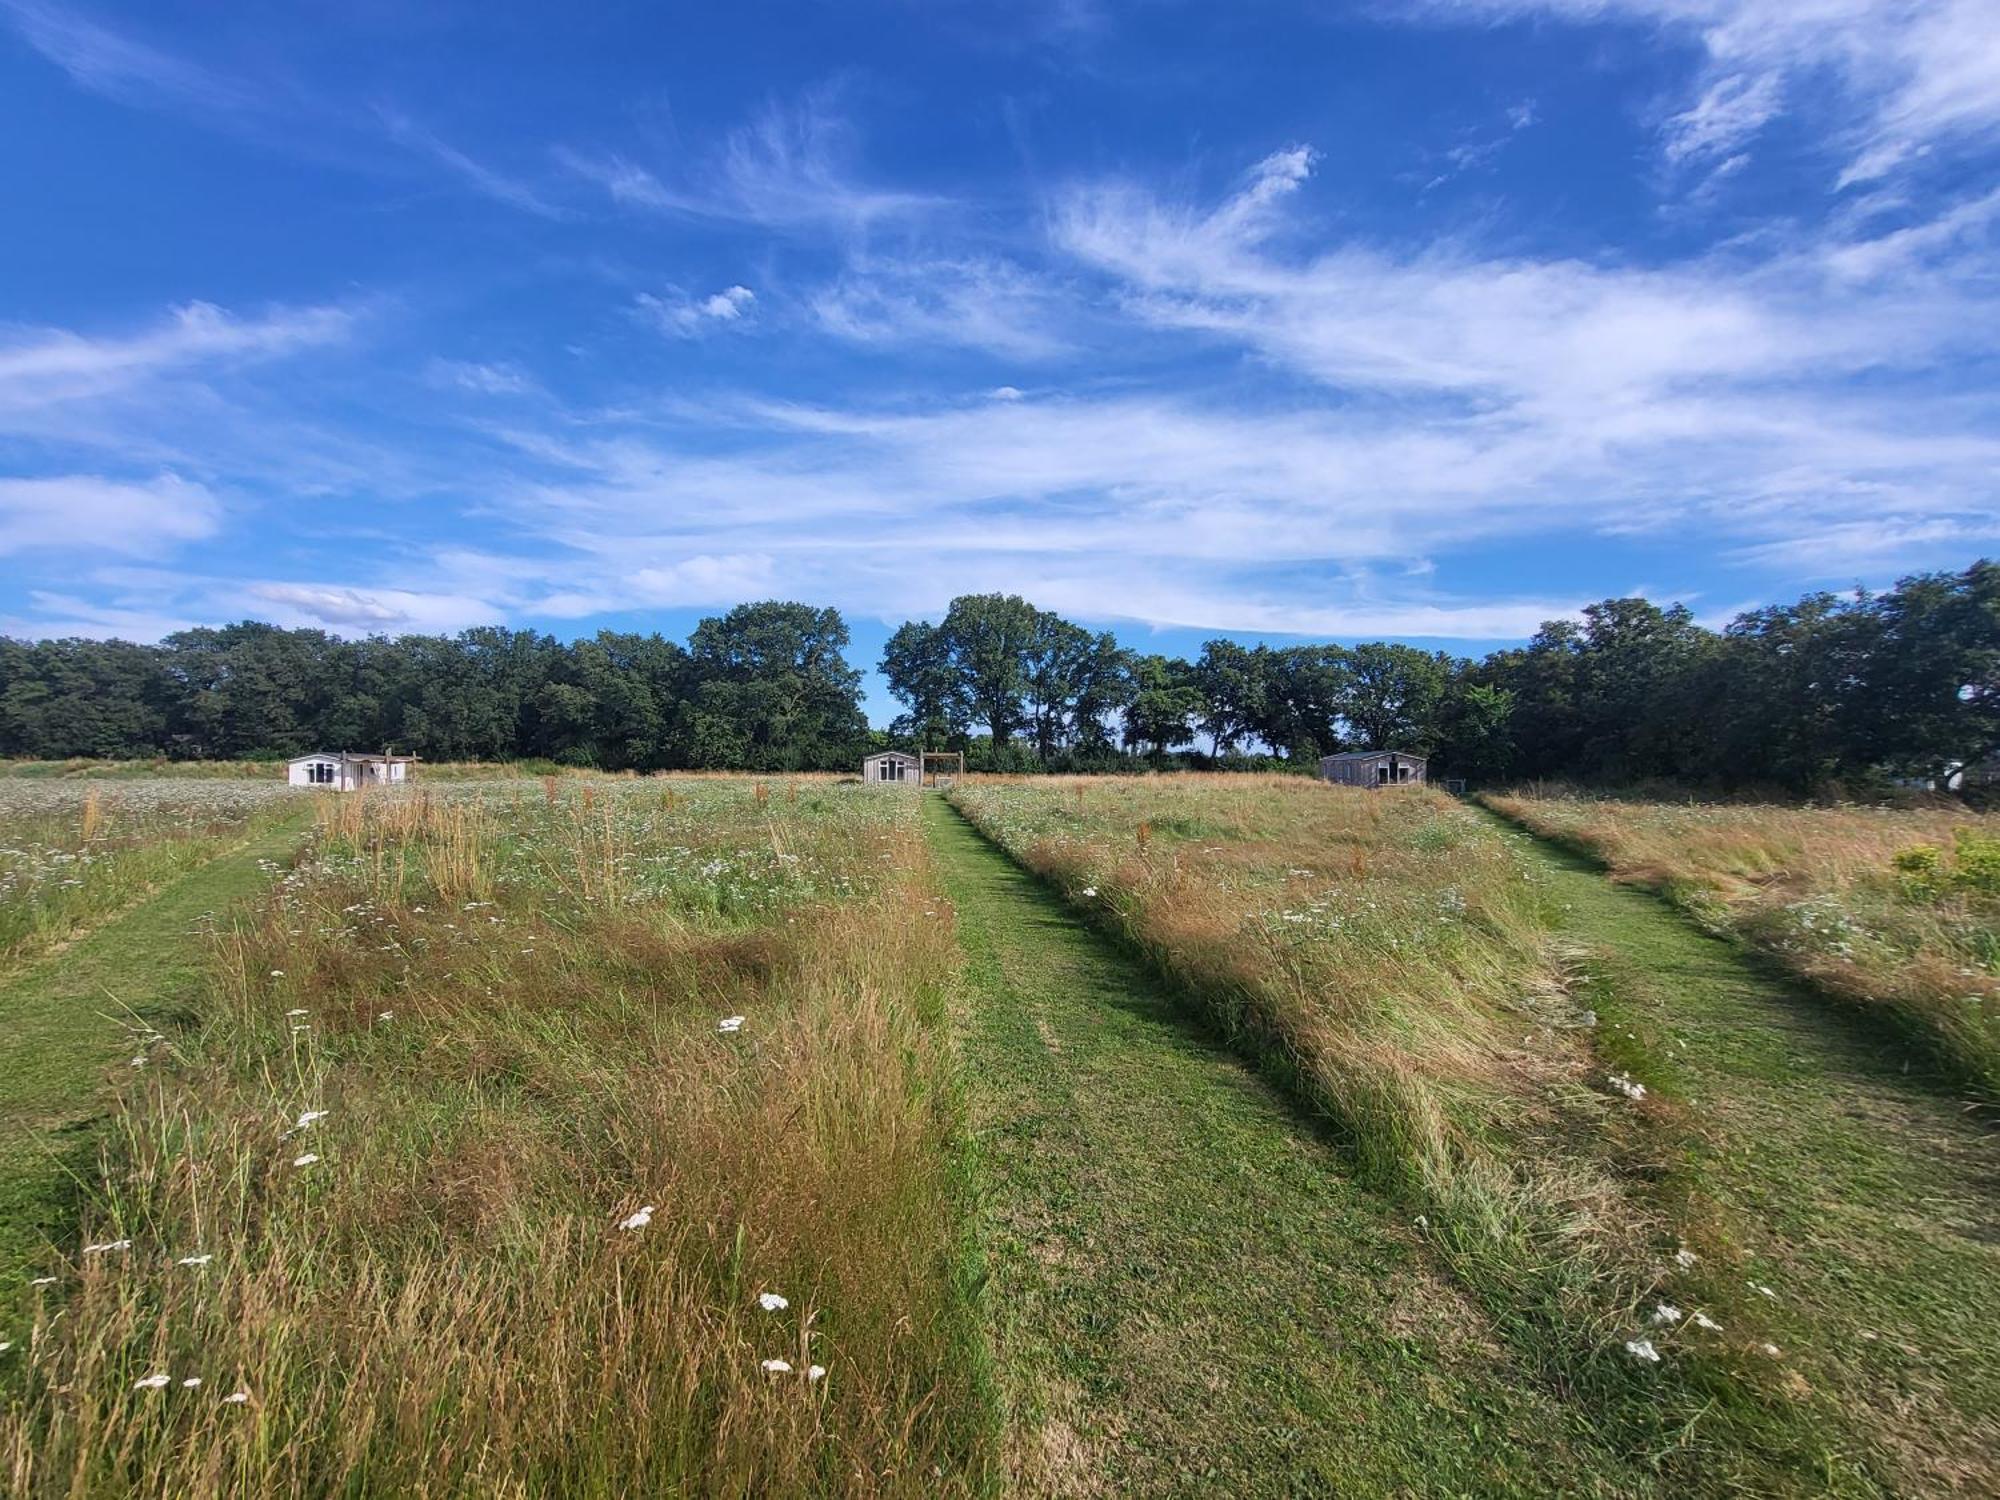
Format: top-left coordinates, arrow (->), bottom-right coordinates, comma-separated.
0,779 -> 303,974
1,778 -> 995,1497
926,796 -> 1649,1496
1483,790 -> 2000,1103
950,775 -> 2000,1494
3,768 -> 1994,1495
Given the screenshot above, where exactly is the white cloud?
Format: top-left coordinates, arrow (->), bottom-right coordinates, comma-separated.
558,87 -> 944,232
635,285 -> 757,338
246,582 -> 502,633
376,108 -> 565,218
426,359 -> 539,397
0,301 -> 352,415
1420,0 -> 2000,185
1661,71 -> 1782,163
810,257 -> 1073,358
0,473 -> 221,556
1054,144 -> 1998,435
0,0 -> 256,116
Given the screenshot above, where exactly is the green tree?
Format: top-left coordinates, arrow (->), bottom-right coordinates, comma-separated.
681,602 -> 866,770
1850,562 -> 2000,785
1254,645 -> 1349,760
880,620 -> 966,749
1122,654 -> 1204,759
1193,640 -> 1266,755
1341,643 -> 1452,752
934,594 -> 1041,751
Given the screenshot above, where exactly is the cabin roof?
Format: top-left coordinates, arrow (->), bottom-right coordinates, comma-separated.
1320,749 -> 1425,762
863,750 -> 919,763
288,751 -> 419,764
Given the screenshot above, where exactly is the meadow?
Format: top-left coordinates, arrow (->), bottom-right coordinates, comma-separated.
0,779 -> 302,974
948,775 -> 2000,1493
2,764 -> 1993,1495
1483,790 -> 2000,1103
0,777 -> 995,1497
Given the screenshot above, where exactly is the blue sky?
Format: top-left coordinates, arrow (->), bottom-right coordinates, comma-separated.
2,0 -> 1997,724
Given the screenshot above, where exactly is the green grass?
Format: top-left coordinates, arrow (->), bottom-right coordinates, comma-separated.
950,777 -> 1872,1494
1,781 -> 994,1498
0,810 -> 314,1276
925,797 -> 1645,1497
1493,812 -> 2000,1497
1482,790 -> 2000,1106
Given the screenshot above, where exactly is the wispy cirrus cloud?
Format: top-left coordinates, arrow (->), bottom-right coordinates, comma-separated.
810,255 -> 1075,358
0,0 -> 258,115
1,3 -> 569,216
374,106 -> 567,218
559,87 -> 945,232
425,359 -> 541,397
1415,0 -> 2000,186
0,301 -> 353,415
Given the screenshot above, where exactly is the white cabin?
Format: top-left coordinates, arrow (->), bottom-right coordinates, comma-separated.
287,752 -> 418,791
861,750 -> 920,788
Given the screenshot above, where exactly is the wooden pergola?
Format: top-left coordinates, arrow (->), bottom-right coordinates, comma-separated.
920,751 -> 965,788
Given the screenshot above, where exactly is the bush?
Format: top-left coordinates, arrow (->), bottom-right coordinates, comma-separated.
1892,832 -> 2000,900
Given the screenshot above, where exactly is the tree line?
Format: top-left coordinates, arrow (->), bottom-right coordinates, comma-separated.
1,563 -> 1994,791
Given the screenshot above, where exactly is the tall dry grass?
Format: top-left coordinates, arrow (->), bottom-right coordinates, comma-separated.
1485,790 -> 2000,1101
1,781 -> 995,1497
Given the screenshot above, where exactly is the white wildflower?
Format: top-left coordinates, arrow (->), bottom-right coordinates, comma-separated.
377,1011 -> 394,1022
295,1109 -> 329,1129
180,1377 -> 202,1389
1650,1303 -> 1682,1326
808,1364 -> 827,1382
269,970 -> 284,978
1761,1342 -> 1782,1357
285,1008 -> 308,1018
717,1016 -> 746,1033
133,1373 -> 171,1390
1606,1073 -> 1647,1101
129,1056 -> 147,1068
0,1341 -> 11,1353
1079,887 -> 1097,898
222,1390 -> 250,1405
757,1292 -> 789,1312
81,1239 -> 131,1256
1752,1283 -> 1777,1299
1691,1312 -> 1723,1332
291,1153 -> 319,1168
1624,1338 -> 1661,1363
1673,1248 -> 1698,1269
760,1358 -> 792,1373
176,1254 -> 213,1267
618,1205 -> 655,1232
29,1276 -> 56,1287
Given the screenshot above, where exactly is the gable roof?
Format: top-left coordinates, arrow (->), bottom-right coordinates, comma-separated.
1321,749 -> 1425,762
287,751 -> 418,765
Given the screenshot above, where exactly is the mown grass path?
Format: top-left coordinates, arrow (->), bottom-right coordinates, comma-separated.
1491,812 -> 2000,1494
924,797 -> 1643,1498
0,811 -> 311,1274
